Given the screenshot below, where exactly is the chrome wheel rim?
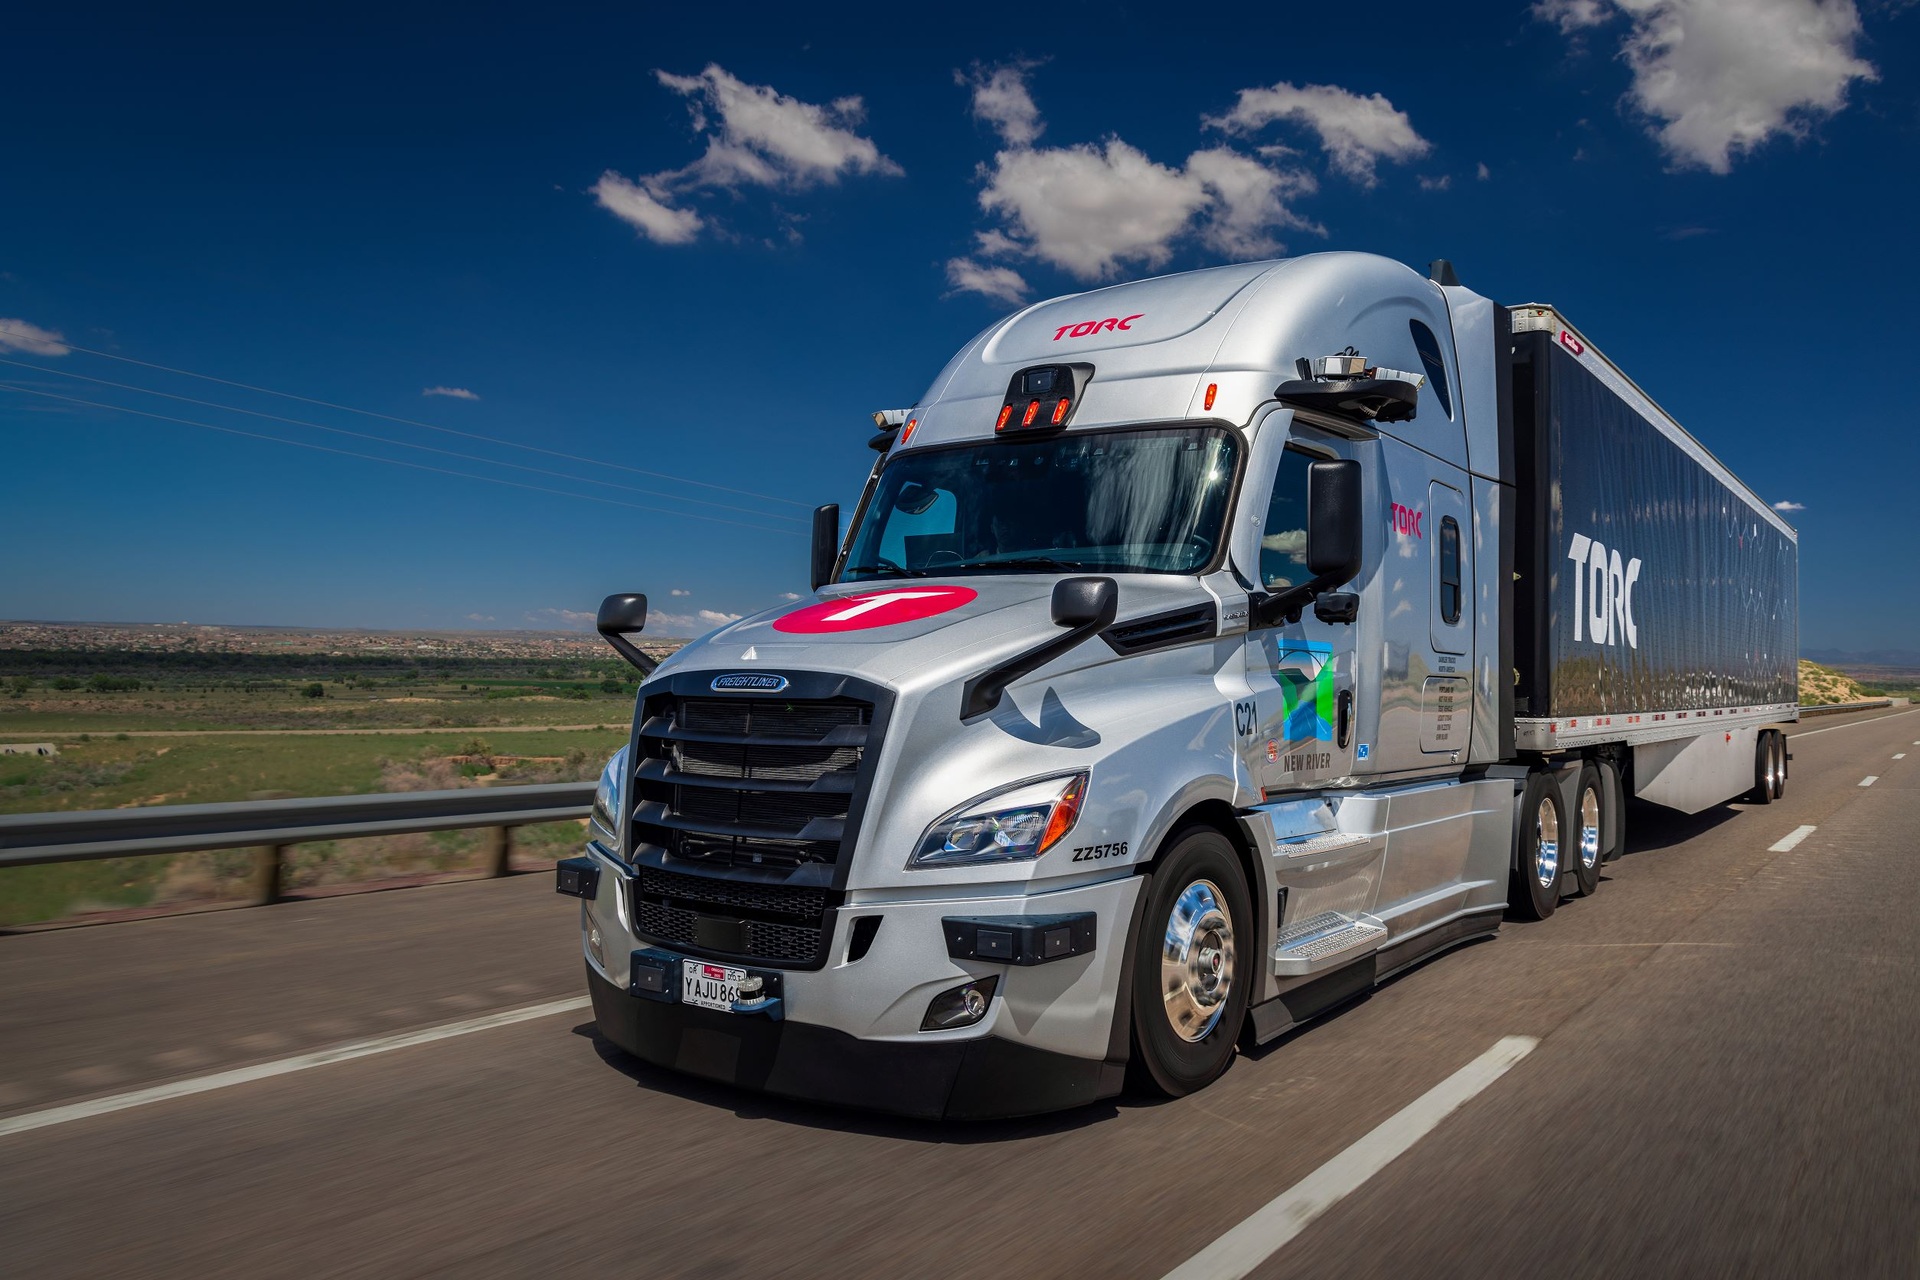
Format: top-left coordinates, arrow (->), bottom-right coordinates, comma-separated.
1161,878 -> 1235,1043
1765,739 -> 1780,793
1579,787 -> 1602,871
1534,796 -> 1560,889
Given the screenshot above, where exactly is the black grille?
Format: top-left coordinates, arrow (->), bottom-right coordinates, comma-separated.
634,691 -> 871,874
631,866 -> 835,967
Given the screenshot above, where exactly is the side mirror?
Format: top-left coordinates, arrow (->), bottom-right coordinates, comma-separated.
1306,459 -> 1363,581
596,593 -> 657,675
811,504 -> 840,591
1051,576 -> 1118,629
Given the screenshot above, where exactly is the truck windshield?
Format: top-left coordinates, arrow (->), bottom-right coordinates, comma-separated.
841,425 -> 1239,580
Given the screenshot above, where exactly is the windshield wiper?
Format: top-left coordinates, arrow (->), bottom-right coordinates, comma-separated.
948,555 -> 1087,572
842,557 -> 933,578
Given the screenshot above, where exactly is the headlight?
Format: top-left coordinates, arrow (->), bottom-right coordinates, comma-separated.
589,746 -> 627,854
909,772 -> 1087,869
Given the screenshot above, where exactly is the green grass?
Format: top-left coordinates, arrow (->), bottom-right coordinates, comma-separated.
0,728 -> 627,927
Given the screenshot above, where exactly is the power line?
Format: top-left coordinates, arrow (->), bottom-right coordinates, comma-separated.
0,383 -> 807,537
0,355 -> 806,525
0,324 -> 817,508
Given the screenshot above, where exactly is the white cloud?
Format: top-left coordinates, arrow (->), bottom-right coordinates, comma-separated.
464,613 -> 496,622
778,592 -> 802,601
0,318 -> 70,356
596,64 -> 900,243
945,257 -> 1031,306
1772,499 -> 1806,511
960,62 -> 1044,147
422,385 -> 479,401
979,139 -> 1212,280
1477,161 -> 1492,180
1534,0 -> 1615,31
1418,174 -> 1452,191
1185,147 -> 1322,258
1207,82 -> 1431,186
698,609 -> 743,624
526,608 -> 595,628
670,588 -> 691,596
1536,0 -> 1877,173
592,172 -> 704,244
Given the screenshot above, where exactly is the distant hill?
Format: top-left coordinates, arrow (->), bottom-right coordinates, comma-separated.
1803,648 -> 1920,670
1799,660 -> 1869,706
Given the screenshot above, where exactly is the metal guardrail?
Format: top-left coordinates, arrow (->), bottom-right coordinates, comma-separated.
1799,698 -> 1901,718
0,782 -> 595,903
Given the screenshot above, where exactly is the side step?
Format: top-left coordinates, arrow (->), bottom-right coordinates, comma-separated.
1271,910 -> 1387,977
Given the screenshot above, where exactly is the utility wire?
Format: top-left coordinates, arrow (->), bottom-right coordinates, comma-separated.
0,324 -> 816,508
0,383 -> 806,537
0,355 -> 806,524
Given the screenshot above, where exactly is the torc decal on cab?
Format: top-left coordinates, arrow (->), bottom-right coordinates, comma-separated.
1053,314 -> 1144,341
773,587 -> 978,634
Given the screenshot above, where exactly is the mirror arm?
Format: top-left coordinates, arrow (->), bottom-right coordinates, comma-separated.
1252,572 -> 1347,628
960,582 -> 1118,720
598,626 -> 658,677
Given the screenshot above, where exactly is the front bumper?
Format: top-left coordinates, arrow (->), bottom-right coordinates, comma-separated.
585,962 -> 1125,1119
573,852 -> 1142,1118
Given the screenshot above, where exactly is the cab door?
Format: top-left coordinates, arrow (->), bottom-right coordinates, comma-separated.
1242,438 -> 1359,796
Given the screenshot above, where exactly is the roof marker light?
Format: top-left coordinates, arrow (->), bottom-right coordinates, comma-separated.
1203,382 -> 1218,411
1050,398 -> 1070,425
1021,400 -> 1039,427
901,417 -> 918,444
995,405 -> 1013,430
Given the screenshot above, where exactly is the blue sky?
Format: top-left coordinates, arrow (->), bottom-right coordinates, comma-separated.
2,1 -> 1915,647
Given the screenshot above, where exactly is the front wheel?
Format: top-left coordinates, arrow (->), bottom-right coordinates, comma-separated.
1128,826 -> 1253,1098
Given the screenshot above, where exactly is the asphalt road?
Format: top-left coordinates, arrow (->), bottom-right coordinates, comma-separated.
1,707 -> 1914,1278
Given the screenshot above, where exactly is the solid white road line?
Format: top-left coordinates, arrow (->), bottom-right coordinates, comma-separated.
1860,776 -> 1879,787
0,995 -> 591,1140
1161,1035 -> 1539,1280
1769,825 -> 1817,853
1788,709 -> 1918,739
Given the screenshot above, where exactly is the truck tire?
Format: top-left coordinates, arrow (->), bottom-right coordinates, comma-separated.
1749,732 -> 1778,805
1771,732 -> 1788,800
1127,826 -> 1252,1098
1571,763 -> 1603,898
1508,772 -> 1564,921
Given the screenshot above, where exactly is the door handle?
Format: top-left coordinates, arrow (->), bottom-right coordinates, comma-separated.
1337,689 -> 1354,750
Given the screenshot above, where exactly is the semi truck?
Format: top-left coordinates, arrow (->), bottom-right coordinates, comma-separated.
557,251 -> 1798,1118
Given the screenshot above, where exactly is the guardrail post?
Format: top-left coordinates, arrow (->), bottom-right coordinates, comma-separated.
253,843 -> 287,904
486,826 -> 514,878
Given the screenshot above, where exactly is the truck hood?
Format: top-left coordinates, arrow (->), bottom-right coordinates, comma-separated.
651,575 -> 1216,695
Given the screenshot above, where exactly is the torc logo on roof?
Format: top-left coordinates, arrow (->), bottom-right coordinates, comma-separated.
773,587 -> 978,634
1053,314 -> 1144,341
1567,533 -> 1641,649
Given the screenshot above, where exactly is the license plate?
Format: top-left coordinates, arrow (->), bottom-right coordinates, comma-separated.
681,960 -> 745,1012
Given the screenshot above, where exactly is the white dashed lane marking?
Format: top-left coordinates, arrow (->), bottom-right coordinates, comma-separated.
1769,825 -> 1817,853
0,996 -> 591,1140
1860,776 -> 1878,787
1161,1036 -> 1539,1280
1894,753 -> 1906,760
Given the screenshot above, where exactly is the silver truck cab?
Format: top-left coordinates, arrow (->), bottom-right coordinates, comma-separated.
562,251 -> 1531,1118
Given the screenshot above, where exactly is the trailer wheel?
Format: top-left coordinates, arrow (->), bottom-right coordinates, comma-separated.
1571,764 -> 1603,898
1749,732 -> 1778,805
1508,772 -> 1564,921
1127,826 -> 1252,1098
1770,732 -> 1788,800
